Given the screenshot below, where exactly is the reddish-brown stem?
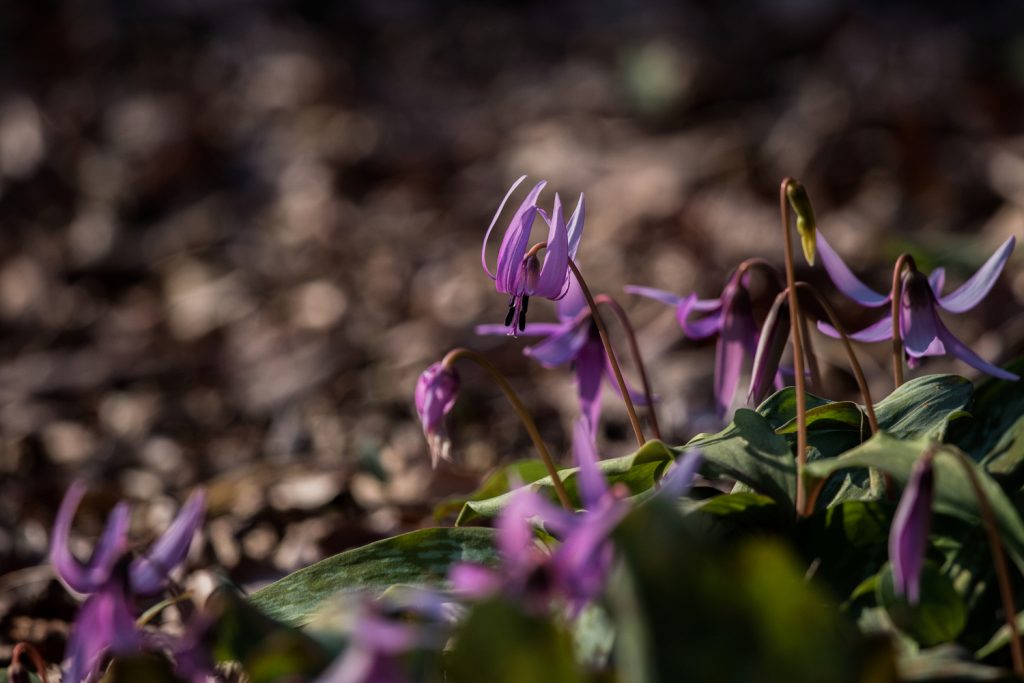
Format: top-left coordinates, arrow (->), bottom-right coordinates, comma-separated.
798,312 -> 823,396
890,253 -> 917,389
568,259 -> 647,447
11,642 -> 50,683
780,178 -> 809,517
793,283 -> 878,434
442,348 -> 573,510
595,294 -> 662,441
947,447 -> 1024,676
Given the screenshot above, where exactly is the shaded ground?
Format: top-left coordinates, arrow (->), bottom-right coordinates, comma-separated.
3,0 -> 1024,669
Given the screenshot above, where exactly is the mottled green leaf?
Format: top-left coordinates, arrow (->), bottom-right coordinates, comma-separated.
456,439 -> 674,523
250,527 -> 497,626
876,562 -> 967,647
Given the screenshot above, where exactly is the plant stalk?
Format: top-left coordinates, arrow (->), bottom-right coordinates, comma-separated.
780,178 -> 810,517
443,348 -> 573,510
595,293 -> 662,440
890,253 -> 917,389
568,259 -> 647,447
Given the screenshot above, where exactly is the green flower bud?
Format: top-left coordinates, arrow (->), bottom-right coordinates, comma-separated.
786,181 -> 816,266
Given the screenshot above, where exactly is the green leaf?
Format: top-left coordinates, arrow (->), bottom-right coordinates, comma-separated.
977,610 -> 1024,660
207,588 -> 332,682
250,527 -> 497,627
805,434 -> 1024,574
874,374 -> 973,440
446,599 -> 585,683
876,562 -> 967,647
755,387 -> 831,429
100,656 -> 183,682
958,356 -> 1024,458
609,500 -> 896,683
685,409 -> 796,507
981,414 -> 1024,487
455,439 -> 675,524
433,459 -> 550,521
799,500 -> 892,600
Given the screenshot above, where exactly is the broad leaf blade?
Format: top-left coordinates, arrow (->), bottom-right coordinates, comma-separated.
250,527 -> 497,626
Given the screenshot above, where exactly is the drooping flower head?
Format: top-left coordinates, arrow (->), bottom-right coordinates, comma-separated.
816,233 -> 1019,380
626,262 -> 779,419
51,481 -> 206,683
414,362 -> 460,467
481,176 -> 584,334
476,277 -> 648,430
889,453 -> 935,604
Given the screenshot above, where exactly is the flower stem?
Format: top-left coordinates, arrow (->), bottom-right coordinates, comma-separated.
567,259 -> 647,447
946,446 -> 1024,676
442,348 -> 573,510
11,642 -> 50,683
780,178 -> 810,517
793,283 -> 878,434
890,253 -> 917,389
595,293 -> 662,440
798,311 -> 824,396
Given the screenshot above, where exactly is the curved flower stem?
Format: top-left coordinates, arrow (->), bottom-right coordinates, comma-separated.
793,283 -> 878,434
890,253 -> 917,389
798,312 -> 824,396
442,348 -> 573,510
567,259 -> 647,447
11,642 -> 50,683
595,293 -> 662,441
946,446 -> 1024,676
780,178 -> 810,517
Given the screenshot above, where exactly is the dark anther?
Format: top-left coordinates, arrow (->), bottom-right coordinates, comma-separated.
505,303 -> 516,327
518,296 -> 529,331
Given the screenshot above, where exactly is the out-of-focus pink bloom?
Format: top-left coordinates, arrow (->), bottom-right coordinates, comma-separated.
51,481 -> 206,682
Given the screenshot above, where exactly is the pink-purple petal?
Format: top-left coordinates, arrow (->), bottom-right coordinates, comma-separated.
935,316 -> 1021,381
572,418 -> 608,511
534,193 -> 570,297
481,175 -> 527,279
937,236 -> 1016,314
129,489 -> 207,596
495,182 -> 546,294
575,337 -> 605,430
889,456 -> 934,604
566,193 -> 585,260
817,315 -> 894,343
623,285 -> 685,308
929,268 -> 946,296
678,300 -> 724,340
522,317 -> 590,368
51,481 -> 131,595
816,232 -> 890,307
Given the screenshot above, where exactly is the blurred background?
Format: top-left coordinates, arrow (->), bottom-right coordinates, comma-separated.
3,0 -> 1024,662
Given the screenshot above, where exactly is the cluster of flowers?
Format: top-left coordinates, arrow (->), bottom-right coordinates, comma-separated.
43,174 -> 1017,681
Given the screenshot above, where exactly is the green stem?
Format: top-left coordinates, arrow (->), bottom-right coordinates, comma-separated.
890,253 -> 916,389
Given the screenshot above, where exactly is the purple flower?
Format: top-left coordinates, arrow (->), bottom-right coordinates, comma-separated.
414,362 -> 460,467
481,176 -> 584,334
315,593 -> 450,683
816,233 -> 1019,380
51,481 -> 206,682
626,269 -> 763,418
889,454 -> 935,604
476,278 -> 647,429
450,419 -> 701,614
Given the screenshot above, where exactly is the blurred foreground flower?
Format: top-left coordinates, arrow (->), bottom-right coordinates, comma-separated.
816,234 -> 1019,380
889,454 -> 935,604
476,278 -> 647,429
414,362 -> 460,467
481,176 -> 584,334
51,481 -> 206,682
450,419 -> 700,615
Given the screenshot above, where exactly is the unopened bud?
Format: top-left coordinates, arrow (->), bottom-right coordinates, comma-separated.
786,181 -> 817,266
